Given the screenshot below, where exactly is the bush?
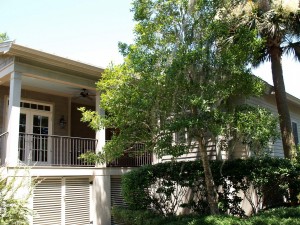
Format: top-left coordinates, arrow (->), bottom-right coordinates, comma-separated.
121,157 -> 300,216
112,206 -> 300,225
112,206 -> 172,225
0,166 -> 34,224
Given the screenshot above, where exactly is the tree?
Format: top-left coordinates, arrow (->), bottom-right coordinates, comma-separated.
218,0 -> 300,159
81,0 -> 277,214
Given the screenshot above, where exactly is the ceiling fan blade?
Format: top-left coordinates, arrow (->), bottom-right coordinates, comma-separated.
72,96 -> 82,100
87,96 -> 94,101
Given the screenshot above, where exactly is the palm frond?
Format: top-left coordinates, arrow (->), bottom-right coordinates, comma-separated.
283,41 -> 300,62
285,10 -> 300,35
252,47 -> 270,68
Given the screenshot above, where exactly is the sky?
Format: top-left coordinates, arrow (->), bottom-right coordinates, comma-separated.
1,0 -> 300,98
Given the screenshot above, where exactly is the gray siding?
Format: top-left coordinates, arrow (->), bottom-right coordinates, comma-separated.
158,94 -> 300,162
246,95 -> 300,158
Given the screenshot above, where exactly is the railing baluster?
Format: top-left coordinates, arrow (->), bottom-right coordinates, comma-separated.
15,133 -> 153,167
16,133 -> 97,167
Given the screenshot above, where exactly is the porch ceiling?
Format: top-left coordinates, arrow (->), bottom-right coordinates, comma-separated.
1,74 -> 97,105
0,41 -> 101,105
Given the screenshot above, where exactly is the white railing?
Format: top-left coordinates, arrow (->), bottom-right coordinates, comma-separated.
18,133 -> 97,167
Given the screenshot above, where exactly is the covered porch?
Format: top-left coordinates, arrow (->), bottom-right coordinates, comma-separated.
0,41 -> 152,168
0,41 -> 105,167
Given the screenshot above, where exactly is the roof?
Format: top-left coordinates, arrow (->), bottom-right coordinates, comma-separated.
0,41 -> 104,78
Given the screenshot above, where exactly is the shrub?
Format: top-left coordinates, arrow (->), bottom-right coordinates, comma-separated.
121,157 -> 300,216
112,206 -> 300,225
0,166 -> 34,224
112,206 -> 172,225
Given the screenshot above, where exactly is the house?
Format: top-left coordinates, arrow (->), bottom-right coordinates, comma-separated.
0,41 -> 152,225
1,41 -> 299,224
159,89 -> 300,163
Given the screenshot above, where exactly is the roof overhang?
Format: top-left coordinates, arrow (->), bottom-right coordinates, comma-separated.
0,41 -> 104,79
0,41 -> 105,104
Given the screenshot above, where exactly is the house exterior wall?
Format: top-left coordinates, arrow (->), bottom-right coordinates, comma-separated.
159,137 -> 218,163
246,95 -> 300,158
157,93 -> 300,162
21,89 -> 70,136
71,102 -> 95,139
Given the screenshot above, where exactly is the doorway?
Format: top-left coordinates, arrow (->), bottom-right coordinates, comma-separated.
18,101 -> 52,164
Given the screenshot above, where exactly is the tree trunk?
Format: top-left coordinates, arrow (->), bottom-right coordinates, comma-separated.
269,44 -> 295,159
198,136 -> 219,214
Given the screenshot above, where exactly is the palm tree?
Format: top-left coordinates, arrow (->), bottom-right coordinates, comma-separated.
225,0 -> 300,159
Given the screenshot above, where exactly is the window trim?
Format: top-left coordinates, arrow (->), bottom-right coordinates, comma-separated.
292,121 -> 299,146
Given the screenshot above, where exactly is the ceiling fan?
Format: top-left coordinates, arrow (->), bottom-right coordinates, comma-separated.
73,89 -> 96,100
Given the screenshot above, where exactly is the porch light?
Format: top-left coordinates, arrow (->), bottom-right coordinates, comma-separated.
59,115 -> 67,129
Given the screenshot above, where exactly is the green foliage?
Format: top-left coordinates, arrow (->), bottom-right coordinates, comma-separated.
0,33 -> 8,42
79,0 -> 275,163
112,206 -> 300,225
112,206 -> 169,225
0,167 -> 34,224
217,0 -> 300,159
233,105 -> 279,155
80,0 -> 279,214
121,157 -> 300,216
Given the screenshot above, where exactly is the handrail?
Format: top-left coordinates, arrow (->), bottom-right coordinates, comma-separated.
18,133 -> 97,167
19,132 -> 97,141
0,132 -> 8,137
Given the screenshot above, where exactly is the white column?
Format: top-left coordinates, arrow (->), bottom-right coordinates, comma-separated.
95,91 -> 106,167
92,175 -> 111,225
6,72 -> 22,166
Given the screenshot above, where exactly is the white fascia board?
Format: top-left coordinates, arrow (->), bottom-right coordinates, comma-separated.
287,93 -> 300,107
10,44 -> 104,77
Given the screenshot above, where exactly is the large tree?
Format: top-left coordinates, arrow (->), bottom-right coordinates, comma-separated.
82,0 -> 277,214
219,0 -> 300,159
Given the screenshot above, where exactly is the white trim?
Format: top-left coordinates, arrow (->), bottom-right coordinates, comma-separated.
61,177 -> 66,225
89,177 -> 93,225
5,98 -> 54,165
1,41 -> 104,75
6,72 -> 22,165
292,121 -> 299,146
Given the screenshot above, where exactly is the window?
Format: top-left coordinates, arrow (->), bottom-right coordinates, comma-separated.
292,122 -> 299,146
174,129 -> 187,144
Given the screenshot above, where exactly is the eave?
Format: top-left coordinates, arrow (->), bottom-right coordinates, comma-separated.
0,41 -> 104,79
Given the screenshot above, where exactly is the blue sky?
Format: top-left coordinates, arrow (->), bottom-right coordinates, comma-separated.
1,0 -> 299,98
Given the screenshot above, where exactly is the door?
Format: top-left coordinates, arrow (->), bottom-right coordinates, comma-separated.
19,106 -> 52,164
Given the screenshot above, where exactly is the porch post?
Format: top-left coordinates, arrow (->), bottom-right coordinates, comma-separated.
95,91 -> 106,167
6,72 -> 22,166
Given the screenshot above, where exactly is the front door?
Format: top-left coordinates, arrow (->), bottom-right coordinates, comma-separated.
18,101 -> 52,164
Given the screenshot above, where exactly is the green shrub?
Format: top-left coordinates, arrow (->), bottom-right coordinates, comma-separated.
112,206 -> 172,225
121,157 -> 300,216
112,206 -> 300,225
0,166 -> 34,224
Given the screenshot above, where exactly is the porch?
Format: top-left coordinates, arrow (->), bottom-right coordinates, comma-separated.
0,42 -> 152,168
0,132 -> 152,167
